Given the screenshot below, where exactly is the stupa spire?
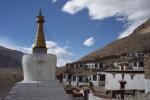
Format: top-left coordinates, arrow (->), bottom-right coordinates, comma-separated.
33,9 -> 47,53
39,9 -> 42,16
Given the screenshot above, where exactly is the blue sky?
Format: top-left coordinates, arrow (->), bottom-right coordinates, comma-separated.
0,0 -> 150,66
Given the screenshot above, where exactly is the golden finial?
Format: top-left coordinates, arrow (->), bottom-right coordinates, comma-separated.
33,9 -> 47,53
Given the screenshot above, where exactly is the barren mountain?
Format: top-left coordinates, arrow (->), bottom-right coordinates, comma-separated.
0,46 -> 23,98
80,19 -> 150,61
0,46 -> 23,68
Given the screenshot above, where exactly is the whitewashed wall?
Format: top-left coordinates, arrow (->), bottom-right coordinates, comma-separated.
105,73 -> 145,90
145,79 -> 150,93
63,74 -> 99,86
22,54 -> 57,82
85,63 -> 95,69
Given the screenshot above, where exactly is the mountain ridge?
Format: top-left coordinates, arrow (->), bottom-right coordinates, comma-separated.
80,19 -> 150,61
0,46 -> 23,68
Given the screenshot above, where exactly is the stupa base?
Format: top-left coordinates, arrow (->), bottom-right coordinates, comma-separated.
5,80 -> 73,100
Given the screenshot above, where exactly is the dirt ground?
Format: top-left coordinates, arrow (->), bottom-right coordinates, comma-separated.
0,68 -> 23,99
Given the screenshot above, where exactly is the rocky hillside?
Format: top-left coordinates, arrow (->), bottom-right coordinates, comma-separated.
80,19 -> 150,61
0,46 -> 23,98
0,46 -> 23,68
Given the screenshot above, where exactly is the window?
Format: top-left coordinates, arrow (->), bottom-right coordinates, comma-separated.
139,62 -> 144,67
68,75 -> 72,80
86,65 -> 88,68
76,65 -> 79,68
72,76 -> 76,81
134,62 -> 137,67
95,63 -> 98,68
63,74 -> 66,79
99,63 -> 103,68
89,77 -> 91,81
100,74 -> 105,81
128,53 -> 134,57
93,75 -> 97,81
79,76 -> 83,82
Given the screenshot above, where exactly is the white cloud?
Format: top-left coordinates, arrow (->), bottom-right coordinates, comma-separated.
52,0 -> 57,3
65,40 -> 70,44
0,38 -> 73,67
83,37 -> 95,46
46,41 -> 73,66
62,0 -> 150,38
62,0 -> 88,14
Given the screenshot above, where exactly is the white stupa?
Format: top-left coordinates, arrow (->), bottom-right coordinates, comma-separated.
5,10 -> 73,100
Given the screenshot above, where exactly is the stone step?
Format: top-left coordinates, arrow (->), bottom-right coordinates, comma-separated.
11,86 -> 65,92
5,82 -> 74,100
6,96 -> 73,100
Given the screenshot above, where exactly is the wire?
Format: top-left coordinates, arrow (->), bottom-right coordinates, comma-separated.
44,26 -> 70,67
19,25 -> 35,53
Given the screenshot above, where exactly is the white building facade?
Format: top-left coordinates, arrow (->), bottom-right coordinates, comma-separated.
105,72 -> 145,90
113,52 -> 144,71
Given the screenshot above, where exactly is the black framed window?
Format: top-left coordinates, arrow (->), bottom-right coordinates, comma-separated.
93,75 -> 97,81
139,62 -> 144,67
72,76 -> 76,81
100,74 -> 105,81
79,76 -> 83,82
